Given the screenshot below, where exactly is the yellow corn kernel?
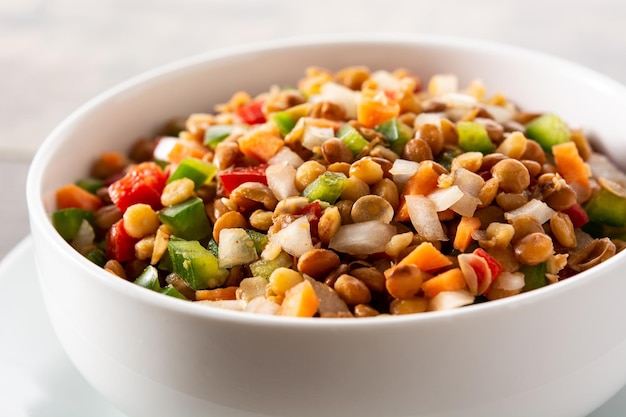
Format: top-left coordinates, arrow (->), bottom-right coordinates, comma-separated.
160,178 -> 196,207
269,267 -> 304,297
123,203 -> 160,238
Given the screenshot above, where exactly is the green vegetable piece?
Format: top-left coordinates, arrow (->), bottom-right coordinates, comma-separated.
204,125 -> 235,149
52,208 -> 95,241
167,239 -> 228,290
272,103 -> 312,136
249,251 -> 293,280
302,171 -> 348,204
207,239 -> 219,257
338,124 -> 369,156
167,157 -> 218,189
585,188 -> 626,227
245,229 -> 268,254
75,178 -> 104,194
457,121 -> 495,154
160,284 -> 188,300
134,265 -> 161,291
84,246 -> 107,267
158,197 -> 212,241
374,118 -> 413,154
437,149 -> 462,171
521,262 -> 548,292
525,113 -> 570,153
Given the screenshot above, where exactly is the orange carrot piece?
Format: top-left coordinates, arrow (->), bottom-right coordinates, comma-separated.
279,280 -> 319,317
357,90 -> 400,128
56,183 -> 104,211
167,140 -> 208,164
553,141 -> 590,186
238,130 -> 284,163
397,241 -> 453,272
395,161 -> 443,221
195,286 -> 238,301
453,216 -> 482,252
421,268 -> 467,298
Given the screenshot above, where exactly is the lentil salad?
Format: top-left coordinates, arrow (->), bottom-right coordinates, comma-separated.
52,66 -> 626,317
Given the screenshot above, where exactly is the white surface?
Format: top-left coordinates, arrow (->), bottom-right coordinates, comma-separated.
0,237 -> 126,417
24,35 -> 626,417
0,238 -> 624,416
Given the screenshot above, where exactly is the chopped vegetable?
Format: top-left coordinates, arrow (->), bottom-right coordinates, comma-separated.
106,219 -> 139,262
158,197 -> 212,241
278,280 -> 320,317
167,239 -> 228,290
525,113 -> 570,153
337,124 -> 369,156
397,241 -> 452,272
108,162 -> 167,212
204,125 -> 235,149
56,183 -> 104,212
167,158 -> 217,189
235,100 -> 266,125
585,188 -> 626,227
456,121 -> 495,154
272,103 -> 312,136
52,208 -> 95,241
375,118 -> 413,154
238,130 -> 284,162
421,268 -> 467,298
302,171 -> 348,204
134,265 -> 161,291
218,165 -> 268,196
218,228 -> 258,269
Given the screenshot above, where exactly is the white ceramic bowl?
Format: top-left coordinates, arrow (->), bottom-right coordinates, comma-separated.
27,34 -> 626,417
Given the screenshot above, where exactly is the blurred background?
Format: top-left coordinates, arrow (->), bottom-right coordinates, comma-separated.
1,0 -> 626,259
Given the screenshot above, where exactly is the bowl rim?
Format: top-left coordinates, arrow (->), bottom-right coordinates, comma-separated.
26,32 -> 626,329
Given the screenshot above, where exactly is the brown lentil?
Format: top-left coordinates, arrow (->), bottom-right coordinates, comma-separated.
333,274 -> 372,307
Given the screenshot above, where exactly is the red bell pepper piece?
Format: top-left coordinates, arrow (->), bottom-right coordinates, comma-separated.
300,201 -> 323,238
106,219 -> 138,263
218,164 -> 268,196
235,100 -> 266,125
562,203 -> 589,229
474,248 -> 503,280
108,162 -> 167,212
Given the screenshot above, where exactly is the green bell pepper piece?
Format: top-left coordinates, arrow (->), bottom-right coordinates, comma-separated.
249,251 -> 293,280
75,178 -> 104,194
525,113 -> 570,153
160,284 -> 188,300
167,157 -> 218,189
207,239 -> 219,257
52,208 -> 95,241
374,118 -> 413,154
84,246 -> 107,267
271,103 -> 312,136
245,229 -> 268,254
302,171 -> 348,204
521,262 -> 548,292
134,265 -> 161,291
337,124 -> 369,156
204,125 -> 235,149
158,197 -> 212,241
456,121 -> 495,154
167,239 -> 228,290
584,188 -> 626,227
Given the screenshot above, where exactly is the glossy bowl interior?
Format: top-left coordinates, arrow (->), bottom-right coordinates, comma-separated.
27,34 -> 626,417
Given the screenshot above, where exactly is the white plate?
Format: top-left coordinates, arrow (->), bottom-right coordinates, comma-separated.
0,237 -> 126,417
0,236 -> 623,417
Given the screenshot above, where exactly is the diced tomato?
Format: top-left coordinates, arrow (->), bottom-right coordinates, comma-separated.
235,100 -> 266,125
300,201 -> 323,238
106,219 -> 138,262
218,164 -> 268,196
562,203 -> 589,229
108,162 -> 167,212
473,248 -> 503,280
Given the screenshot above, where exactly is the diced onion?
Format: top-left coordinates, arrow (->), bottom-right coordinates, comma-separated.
427,185 -> 464,212
71,219 -> 95,252
405,195 -> 448,241
268,146 -> 304,167
484,105 -> 515,124
440,92 -> 477,109
428,74 -> 458,96
152,137 -> 178,161
245,297 -> 280,315
453,168 -> 485,197
390,159 -> 420,186
266,162 -> 299,201
504,199 -> 556,225
428,290 -> 474,311
196,299 -> 245,311
491,271 -> 525,291
329,221 -> 396,255
270,216 -> 313,258
319,82 -> 359,119
218,228 -> 258,269
414,113 -> 444,129
302,125 -> 335,151
458,253 -> 491,295
369,70 -> 402,91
